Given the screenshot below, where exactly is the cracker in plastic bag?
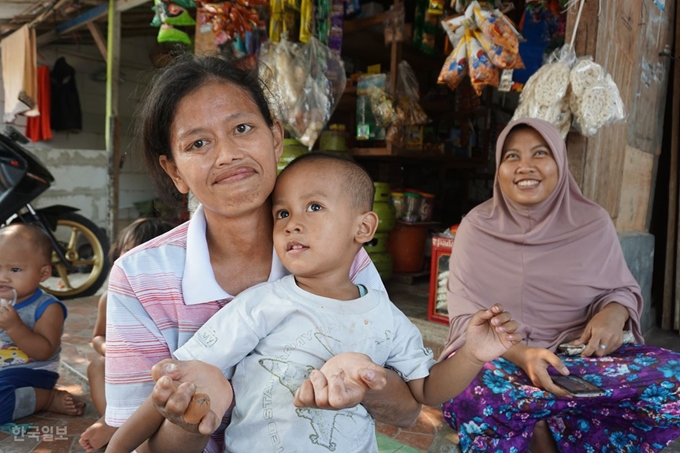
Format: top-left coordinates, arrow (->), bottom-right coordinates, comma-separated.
572,73 -> 625,137
438,36 -> 468,90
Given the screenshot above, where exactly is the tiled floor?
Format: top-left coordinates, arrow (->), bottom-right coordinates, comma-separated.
3,278 -> 679,453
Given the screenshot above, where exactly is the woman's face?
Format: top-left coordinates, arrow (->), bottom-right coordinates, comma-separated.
160,80 -> 283,218
498,127 -> 559,206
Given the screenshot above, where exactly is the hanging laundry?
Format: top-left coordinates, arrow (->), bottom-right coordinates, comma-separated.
50,57 -> 82,132
25,66 -> 53,142
1,25 -> 39,123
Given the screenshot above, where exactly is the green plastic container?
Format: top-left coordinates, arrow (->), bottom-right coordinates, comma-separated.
368,251 -> 393,281
363,232 -> 389,253
373,182 -> 392,203
277,138 -> 309,175
319,130 -> 348,152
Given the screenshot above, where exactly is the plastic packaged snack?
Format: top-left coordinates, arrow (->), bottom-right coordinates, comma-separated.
438,36 -> 468,90
467,31 -> 499,95
368,87 -> 397,127
572,73 -> 626,137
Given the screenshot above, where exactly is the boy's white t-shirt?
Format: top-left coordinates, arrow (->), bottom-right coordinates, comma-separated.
175,274 -> 435,453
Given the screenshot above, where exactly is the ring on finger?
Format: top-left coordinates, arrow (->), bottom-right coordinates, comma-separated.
599,344 -> 607,350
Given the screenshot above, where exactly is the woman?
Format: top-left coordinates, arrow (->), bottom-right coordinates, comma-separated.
96,54 -> 421,453
440,118 -> 680,452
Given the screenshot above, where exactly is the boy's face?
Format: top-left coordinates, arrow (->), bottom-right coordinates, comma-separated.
0,239 -> 51,303
272,162 -> 365,280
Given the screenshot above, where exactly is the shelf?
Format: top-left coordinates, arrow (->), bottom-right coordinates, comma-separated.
343,12 -> 391,34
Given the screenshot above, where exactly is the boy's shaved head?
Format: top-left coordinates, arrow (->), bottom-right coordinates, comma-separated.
280,153 -> 375,212
0,224 -> 53,264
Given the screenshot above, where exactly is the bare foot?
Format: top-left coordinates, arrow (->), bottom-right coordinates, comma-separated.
529,420 -> 559,453
79,416 -> 118,452
46,389 -> 85,416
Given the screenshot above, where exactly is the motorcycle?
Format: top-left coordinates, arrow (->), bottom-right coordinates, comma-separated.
0,125 -> 110,300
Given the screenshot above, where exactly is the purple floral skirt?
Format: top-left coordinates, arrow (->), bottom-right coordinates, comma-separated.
440,345 -> 680,452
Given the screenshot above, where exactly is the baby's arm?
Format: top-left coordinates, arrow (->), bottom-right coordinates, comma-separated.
408,304 -> 521,406
0,303 -> 64,360
92,291 -> 107,356
106,396 -> 165,453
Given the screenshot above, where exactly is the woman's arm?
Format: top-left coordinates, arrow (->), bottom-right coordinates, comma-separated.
502,344 -> 571,396
92,291 -> 107,356
571,301 -> 629,357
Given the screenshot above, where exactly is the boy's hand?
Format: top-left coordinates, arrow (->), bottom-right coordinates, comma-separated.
464,304 -> 522,364
0,304 -> 22,331
150,359 -> 233,435
294,352 -> 387,410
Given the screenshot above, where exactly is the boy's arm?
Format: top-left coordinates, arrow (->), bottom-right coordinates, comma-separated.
409,306 -> 522,406
407,344 -> 484,406
2,303 -> 63,361
106,396 -> 166,453
92,291 -> 107,356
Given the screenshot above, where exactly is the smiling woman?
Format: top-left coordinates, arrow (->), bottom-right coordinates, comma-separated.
497,125 -> 559,206
438,118 -> 680,453
90,53 -> 422,453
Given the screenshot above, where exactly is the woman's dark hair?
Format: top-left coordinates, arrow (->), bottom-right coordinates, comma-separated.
137,53 -> 274,208
110,217 -> 175,264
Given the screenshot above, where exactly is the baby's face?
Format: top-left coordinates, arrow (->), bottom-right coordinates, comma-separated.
272,162 -> 360,279
0,240 -> 50,303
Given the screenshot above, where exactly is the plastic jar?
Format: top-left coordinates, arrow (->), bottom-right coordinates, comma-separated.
277,138 -> 308,174
391,192 -> 405,220
403,192 -> 421,223
419,192 -> 435,222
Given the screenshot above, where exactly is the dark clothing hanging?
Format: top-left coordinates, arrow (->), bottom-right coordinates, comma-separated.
26,66 -> 53,142
50,57 -> 82,131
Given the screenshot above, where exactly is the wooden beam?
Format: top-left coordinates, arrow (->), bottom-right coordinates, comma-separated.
27,0 -> 70,29
86,20 -> 107,61
35,0 -> 150,47
115,0 -> 151,12
670,0 -> 680,332
106,0 -> 122,241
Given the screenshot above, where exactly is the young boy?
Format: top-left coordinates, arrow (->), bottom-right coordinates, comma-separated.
0,224 -> 83,424
108,153 -> 520,452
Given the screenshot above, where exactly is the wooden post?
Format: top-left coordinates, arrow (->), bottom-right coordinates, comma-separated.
670,0 -> 680,332
106,0 -> 121,241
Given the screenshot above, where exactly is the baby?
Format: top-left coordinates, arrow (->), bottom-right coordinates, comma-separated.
0,224 -> 83,424
108,153 -> 520,452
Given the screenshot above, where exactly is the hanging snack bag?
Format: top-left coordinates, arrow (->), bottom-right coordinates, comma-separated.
467,31 -> 498,95
395,61 -> 429,125
512,44 -> 574,137
473,30 -> 523,70
368,87 -> 397,127
438,36 -> 468,90
570,62 -> 625,137
473,5 -> 518,51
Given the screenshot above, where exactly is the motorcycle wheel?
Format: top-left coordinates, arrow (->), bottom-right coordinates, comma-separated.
40,212 -> 110,300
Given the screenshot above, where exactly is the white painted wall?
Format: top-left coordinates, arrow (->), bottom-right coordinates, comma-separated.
0,35 -> 159,231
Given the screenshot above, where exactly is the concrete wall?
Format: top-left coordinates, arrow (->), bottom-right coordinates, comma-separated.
0,35 -> 159,230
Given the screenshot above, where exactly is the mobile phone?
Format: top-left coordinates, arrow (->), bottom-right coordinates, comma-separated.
552,375 -> 605,397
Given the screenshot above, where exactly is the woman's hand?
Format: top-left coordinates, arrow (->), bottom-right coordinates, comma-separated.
293,352 -> 388,409
512,346 -> 571,397
464,304 -> 522,364
571,303 -> 628,357
150,359 -> 233,435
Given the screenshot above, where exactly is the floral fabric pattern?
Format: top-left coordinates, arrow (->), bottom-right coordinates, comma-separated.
441,345 -> 680,452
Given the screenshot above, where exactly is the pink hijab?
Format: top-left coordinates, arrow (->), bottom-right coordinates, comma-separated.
440,118 -> 643,359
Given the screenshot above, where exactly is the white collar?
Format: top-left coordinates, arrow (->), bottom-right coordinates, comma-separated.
182,204 -> 288,305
